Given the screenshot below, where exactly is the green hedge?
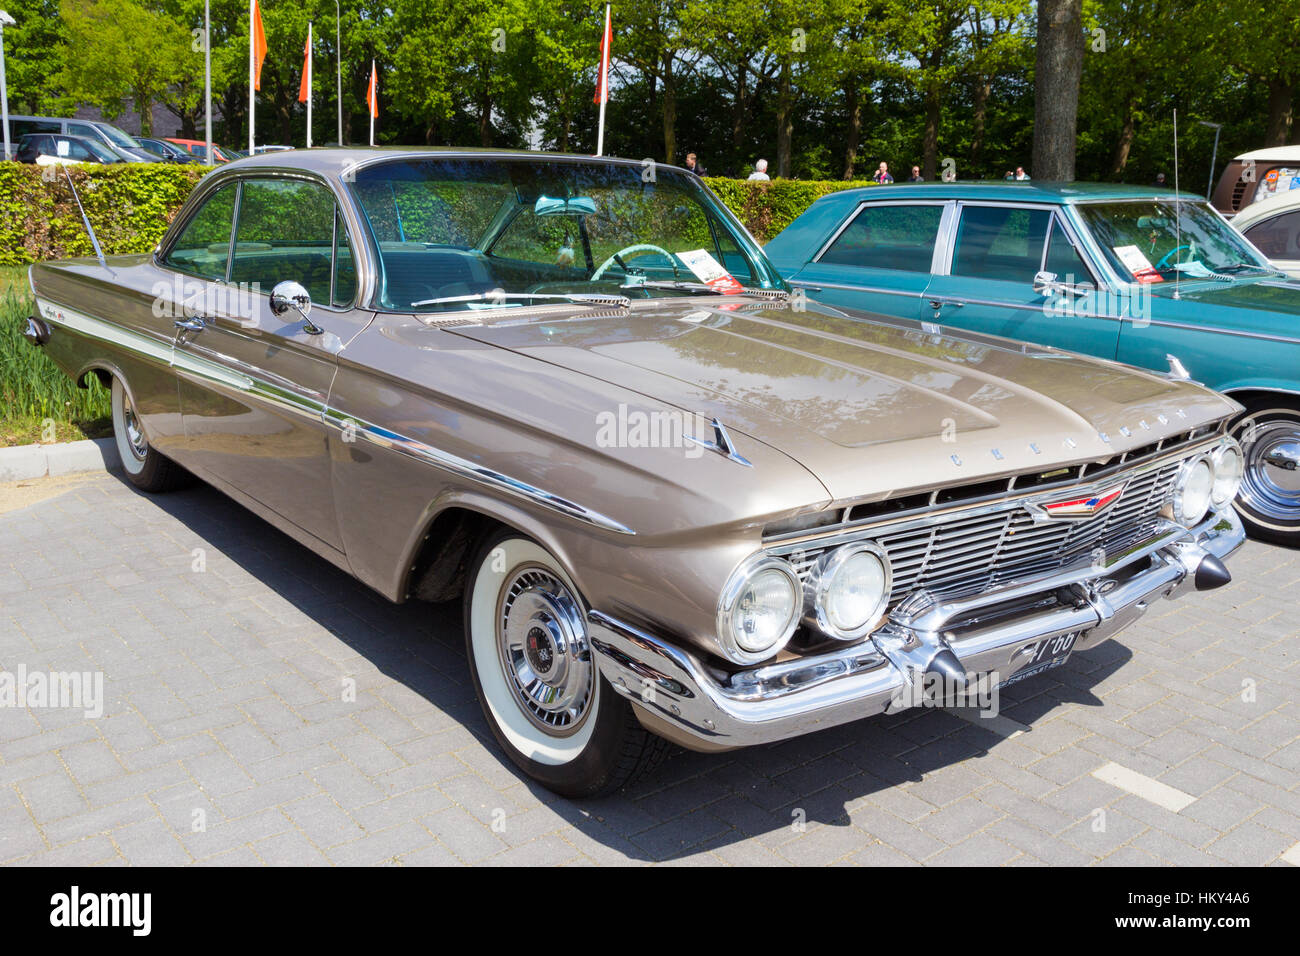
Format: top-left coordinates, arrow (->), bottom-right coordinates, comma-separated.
0,162 -> 208,265
0,162 -> 869,263
703,177 -> 876,242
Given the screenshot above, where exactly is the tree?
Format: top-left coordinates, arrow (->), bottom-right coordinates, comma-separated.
1032,0 -> 1084,179
57,0 -> 197,135
618,0 -> 703,163
888,0 -> 967,180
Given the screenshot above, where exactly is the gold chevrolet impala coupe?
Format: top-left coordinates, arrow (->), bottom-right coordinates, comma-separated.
24,150 -> 1246,796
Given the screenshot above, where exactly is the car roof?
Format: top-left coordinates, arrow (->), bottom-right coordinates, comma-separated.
205,147 -> 697,180
812,181 -> 1191,205
1232,145 -> 1300,163
1228,187 -> 1300,224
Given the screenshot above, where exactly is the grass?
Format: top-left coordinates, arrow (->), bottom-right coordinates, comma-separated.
1,271 -> 112,447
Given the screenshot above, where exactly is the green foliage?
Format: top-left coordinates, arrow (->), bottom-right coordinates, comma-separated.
0,288 -> 111,428
703,177 -> 876,242
0,162 -> 208,265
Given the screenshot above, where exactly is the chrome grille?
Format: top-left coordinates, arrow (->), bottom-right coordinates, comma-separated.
791,461 -> 1180,604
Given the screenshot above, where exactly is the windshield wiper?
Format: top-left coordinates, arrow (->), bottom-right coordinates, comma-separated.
621,279 -> 791,301
410,290 -> 630,309
1217,263 -> 1285,277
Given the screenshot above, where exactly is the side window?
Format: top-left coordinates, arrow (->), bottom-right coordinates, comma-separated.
818,204 -> 943,272
333,209 -> 358,306
64,140 -> 93,162
952,205 -> 1052,283
162,183 -> 237,281
1245,210 -> 1300,260
1043,217 -> 1092,286
230,179 -> 336,303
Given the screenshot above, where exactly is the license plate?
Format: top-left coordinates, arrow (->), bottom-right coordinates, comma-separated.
999,632 -> 1079,687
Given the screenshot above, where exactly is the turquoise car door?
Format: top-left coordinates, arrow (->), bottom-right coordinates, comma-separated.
921,203 -> 1124,359
783,200 -> 948,319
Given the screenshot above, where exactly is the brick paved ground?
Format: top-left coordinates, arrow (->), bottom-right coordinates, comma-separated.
0,473 -> 1297,865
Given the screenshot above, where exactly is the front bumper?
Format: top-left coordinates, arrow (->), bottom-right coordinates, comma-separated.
589,509 -> 1244,750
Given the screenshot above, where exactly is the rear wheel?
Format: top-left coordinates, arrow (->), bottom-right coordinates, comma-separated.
111,376 -> 188,492
463,530 -> 670,797
1231,399 -> 1300,546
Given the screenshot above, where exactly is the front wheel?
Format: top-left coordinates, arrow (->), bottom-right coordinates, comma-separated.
463,531 -> 670,797
1231,400 -> 1300,546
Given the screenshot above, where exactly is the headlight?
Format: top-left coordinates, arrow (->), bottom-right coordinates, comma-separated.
1211,439 -> 1244,507
717,556 -> 800,664
1172,455 -> 1214,526
805,542 -> 892,640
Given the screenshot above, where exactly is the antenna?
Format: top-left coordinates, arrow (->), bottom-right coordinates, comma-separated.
1172,109 -> 1181,300
61,166 -> 109,272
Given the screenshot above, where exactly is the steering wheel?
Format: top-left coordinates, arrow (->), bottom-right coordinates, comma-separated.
1155,245 -> 1190,270
591,243 -> 678,280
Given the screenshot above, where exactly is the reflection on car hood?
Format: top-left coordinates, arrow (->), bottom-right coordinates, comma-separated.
448,300 -> 1237,501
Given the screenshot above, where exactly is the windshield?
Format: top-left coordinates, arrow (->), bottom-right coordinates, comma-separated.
97,123 -> 141,149
346,156 -> 785,312
1076,199 -> 1274,282
84,139 -> 122,163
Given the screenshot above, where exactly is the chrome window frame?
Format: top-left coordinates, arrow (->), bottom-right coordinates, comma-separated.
936,200 -> 1105,291
810,199 -> 952,272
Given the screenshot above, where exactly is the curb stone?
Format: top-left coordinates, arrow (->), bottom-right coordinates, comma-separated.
0,437 -> 121,482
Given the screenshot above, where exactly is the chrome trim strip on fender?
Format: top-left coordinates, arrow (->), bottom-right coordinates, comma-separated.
322,409 -> 636,536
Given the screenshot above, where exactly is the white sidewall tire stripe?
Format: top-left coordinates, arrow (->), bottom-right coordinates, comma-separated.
111,377 -> 147,477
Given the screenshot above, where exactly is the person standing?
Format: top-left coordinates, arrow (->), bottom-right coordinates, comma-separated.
684,152 -> 707,176
1014,166 -> 1031,181
1153,172 -> 1168,188
873,162 -> 894,184
907,166 -> 923,182
747,158 -> 770,181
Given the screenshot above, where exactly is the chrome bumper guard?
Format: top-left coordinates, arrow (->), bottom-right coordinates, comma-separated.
589,509 -> 1245,749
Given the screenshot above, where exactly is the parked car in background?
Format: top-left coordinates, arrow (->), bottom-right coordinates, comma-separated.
766,182 -> 1300,545
1227,189 -> 1300,279
137,137 -> 201,164
253,144 -> 293,154
164,138 -> 239,163
5,114 -> 160,162
24,149 -> 1246,795
14,132 -> 129,166
1211,145 -> 1300,217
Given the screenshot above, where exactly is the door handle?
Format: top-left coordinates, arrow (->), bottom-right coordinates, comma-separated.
929,299 -> 963,310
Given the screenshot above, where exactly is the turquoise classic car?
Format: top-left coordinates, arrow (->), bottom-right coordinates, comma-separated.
766,182 -> 1300,546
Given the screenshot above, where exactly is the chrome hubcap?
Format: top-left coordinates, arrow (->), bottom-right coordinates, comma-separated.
496,566 -> 593,736
1238,417 -> 1300,522
121,392 -> 148,461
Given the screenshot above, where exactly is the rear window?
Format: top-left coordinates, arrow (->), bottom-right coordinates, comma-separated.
1244,209 -> 1300,259
818,203 -> 942,272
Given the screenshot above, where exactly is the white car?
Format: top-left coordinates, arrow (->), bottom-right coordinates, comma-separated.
1230,189 -> 1300,279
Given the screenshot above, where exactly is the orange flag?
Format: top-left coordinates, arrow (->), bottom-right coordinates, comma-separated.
367,61 -> 378,117
252,0 -> 268,91
593,4 -> 612,105
298,28 -> 311,103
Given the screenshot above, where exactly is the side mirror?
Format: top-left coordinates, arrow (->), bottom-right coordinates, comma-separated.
1033,270 -> 1091,300
270,280 -> 323,334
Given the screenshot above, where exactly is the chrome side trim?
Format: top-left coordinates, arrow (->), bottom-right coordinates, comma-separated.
1120,315 -> 1300,346
323,409 -> 636,536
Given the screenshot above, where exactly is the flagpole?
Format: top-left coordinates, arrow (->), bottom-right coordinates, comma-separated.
247,0 -> 254,153
369,59 -> 375,146
306,23 -> 312,149
595,3 -> 610,157
204,0 -> 212,165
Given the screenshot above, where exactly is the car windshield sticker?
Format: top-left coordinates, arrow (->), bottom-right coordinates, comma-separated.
1114,244 -> 1164,283
678,249 -> 745,294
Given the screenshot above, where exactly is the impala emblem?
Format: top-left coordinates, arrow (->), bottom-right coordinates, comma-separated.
1033,481 -> 1128,520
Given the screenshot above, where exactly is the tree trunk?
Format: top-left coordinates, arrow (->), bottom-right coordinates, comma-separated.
1032,0 -> 1084,180
662,66 -> 677,164
842,78 -> 861,180
731,69 -> 747,151
1109,101 -> 1137,175
135,95 -> 153,137
1264,76 -> 1295,147
776,62 -> 793,177
922,85 -> 940,180
971,78 -> 990,168
478,89 -> 492,146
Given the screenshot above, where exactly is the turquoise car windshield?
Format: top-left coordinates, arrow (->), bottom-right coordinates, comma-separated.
347,157 -> 785,313
1077,200 -> 1274,281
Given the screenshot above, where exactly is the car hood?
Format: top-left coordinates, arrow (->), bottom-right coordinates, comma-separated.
1146,274 -> 1300,336
447,300 -> 1237,502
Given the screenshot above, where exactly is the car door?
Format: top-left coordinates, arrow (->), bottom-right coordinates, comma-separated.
920,202 -> 1123,359
785,200 -> 949,319
162,175 -> 368,555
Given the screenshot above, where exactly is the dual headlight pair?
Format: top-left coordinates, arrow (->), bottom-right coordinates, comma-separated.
717,543 -> 891,665
1171,438 -> 1244,527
